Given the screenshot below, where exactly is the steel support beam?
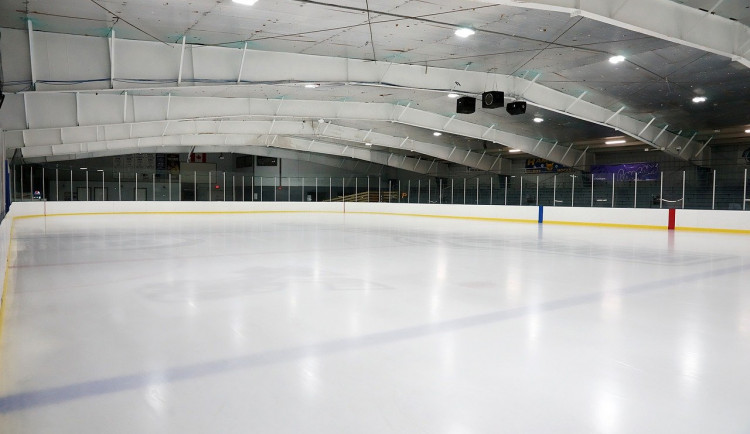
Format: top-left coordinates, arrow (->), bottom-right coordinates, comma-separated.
475,0 -> 750,68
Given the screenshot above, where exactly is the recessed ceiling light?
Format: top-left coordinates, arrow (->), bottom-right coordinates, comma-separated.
692,96 -> 707,103
605,140 -> 627,145
447,93 -> 460,98
533,117 -> 544,123
609,55 -> 626,64
305,83 -> 319,89
508,149 -> 521,153
233,0 -> 259,5
455,28 -> 475,38
744,129 -> 750,133
364,142 -> 372,146
433,132 -> 442,136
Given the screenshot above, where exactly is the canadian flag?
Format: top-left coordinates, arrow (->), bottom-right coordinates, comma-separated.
190,153 -> 207,163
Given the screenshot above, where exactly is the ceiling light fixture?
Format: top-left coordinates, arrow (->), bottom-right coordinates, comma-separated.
745,129 -> 750,133
508,149 -> 521,153
80,167 -> 87,170
305,83 -> 319,89
433,132 -> 442,136
605,140 -> 627,145
233,0 -> 259,5
692,96 -> 707,103
364,142 -> 372,147
533,117 -> 544,123
609,55 -> 626,64
455,28 -> 475,38
447,93 -> 460,98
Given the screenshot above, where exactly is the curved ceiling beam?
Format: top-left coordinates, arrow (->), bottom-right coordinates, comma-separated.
476,0 -> 750,68
14,120 -> 509,173
12,31 -> 691,161
18,94 -> 583,167
19,134 -> 447,175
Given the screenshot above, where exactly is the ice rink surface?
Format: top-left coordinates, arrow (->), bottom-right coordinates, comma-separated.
1,212 -> 749,433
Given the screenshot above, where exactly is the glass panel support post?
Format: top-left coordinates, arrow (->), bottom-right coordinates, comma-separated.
682,170 -> 686,209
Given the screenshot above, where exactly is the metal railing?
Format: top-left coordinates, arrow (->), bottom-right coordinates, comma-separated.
7,165 -> 750,211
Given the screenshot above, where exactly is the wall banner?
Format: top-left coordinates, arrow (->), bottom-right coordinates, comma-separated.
591,162 -> 660,181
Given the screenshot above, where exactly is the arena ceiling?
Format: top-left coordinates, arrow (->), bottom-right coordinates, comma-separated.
0,0 -> 749,172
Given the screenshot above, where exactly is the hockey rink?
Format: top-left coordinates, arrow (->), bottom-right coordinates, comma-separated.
1,212 -> 749,433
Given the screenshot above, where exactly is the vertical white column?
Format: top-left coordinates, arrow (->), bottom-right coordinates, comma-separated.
407,180 -> 410,203
634,173 -> 638,208
193,171 -> 196,201
135,172 -> 137,201
712,170 -> 716,210
209,172 -> 212,202
590,175 -> 594,207
611,173 -> 615,208
101,170 -> 104,201
682,170 -> 686,209
178,174 -> 181,201
169,173 -> 172,201
109,29 -> 116,89
56,168 -> 59,201
418,179 -> 421,203
463,178 -> 466,205
536,175 -> 539,206
224,172 -> 227,202
152,173 -> 155,201
744,169 -> 748,211
490,177 -> 493,205
85,170 -> 89,201
27,20 -> 37,90
451,178 -> 454,204
476,178 -> 479,204
177,36 -> 186,85
519,177 -> 523,206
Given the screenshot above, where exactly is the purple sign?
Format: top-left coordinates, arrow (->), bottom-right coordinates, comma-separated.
591,162 -> 660,181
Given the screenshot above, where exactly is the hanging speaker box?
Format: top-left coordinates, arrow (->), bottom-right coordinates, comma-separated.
456,96 -> 476,114
506,101 -> 527,115
482,91 -> 504,109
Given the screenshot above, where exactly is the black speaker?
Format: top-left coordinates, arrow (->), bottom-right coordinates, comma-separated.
456,96 -> 476,114
506,101 -> 526,115
482,91 -> 504,108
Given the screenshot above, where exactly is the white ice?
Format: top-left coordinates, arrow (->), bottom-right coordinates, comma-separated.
1,213 -> 749,433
